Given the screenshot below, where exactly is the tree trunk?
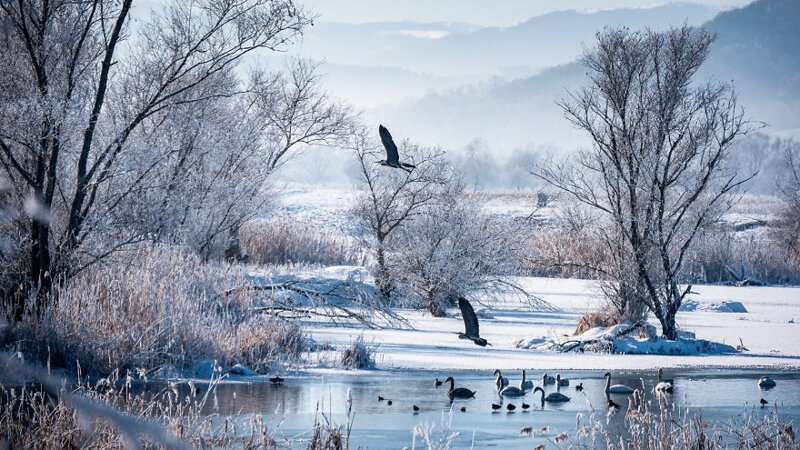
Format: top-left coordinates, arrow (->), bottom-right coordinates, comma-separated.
657,308 -> 679,340
427,293 -> 446,317
375,243 -> 392,299
21,220 -> 52,322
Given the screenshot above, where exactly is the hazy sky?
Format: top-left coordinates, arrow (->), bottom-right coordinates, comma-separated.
304,0 -> 753,26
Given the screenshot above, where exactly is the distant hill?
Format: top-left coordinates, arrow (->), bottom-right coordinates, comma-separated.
297,4 -> 716,77
702,0 -> 800,132
370,3 -> 717,76
382,0 -> 800,156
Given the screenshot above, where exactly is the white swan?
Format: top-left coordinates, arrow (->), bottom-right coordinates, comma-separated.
556,373 -> 569,387
604,372 -> 635,394
655,368 -> 673,393
519,369 -> 534,390
533,386 -> 570,405
542,373 -> 555,385
758,376 -> 776,388
494,369 -> 509,390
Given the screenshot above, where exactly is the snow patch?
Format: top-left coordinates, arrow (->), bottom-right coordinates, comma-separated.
524,321 -> 737,356
680,300 -> 748,313
228,364 -> 258,376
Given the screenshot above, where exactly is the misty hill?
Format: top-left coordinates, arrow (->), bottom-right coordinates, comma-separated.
285,4 -> 717,106
370,3 -> 717,77
299,4 -> 715,77
702,0 -> 800,133
381,0 -> 800,156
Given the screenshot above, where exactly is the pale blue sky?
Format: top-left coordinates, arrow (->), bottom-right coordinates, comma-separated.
304,0 -> 752,26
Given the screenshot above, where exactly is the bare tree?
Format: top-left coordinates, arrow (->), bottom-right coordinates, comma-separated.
349,125 -> 454,300
536,26 -> 753,339
0,0 -> 317,319
773,142 -> 800,266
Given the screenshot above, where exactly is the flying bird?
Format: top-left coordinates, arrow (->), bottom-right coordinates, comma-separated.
377,125 -> 416,172
457,297 -> 490,347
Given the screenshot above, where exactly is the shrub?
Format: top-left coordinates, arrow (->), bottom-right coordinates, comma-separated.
336,335 -> 376,370
3,244 -> 305,375
241,219 -> 361,267
574,311 -> 618,335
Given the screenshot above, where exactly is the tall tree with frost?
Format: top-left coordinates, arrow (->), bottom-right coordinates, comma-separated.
0,0 -> 353,320
537,26 -> 753,339
350,125 -> 454,300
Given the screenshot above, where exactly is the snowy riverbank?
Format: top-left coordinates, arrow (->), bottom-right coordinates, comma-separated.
282,270 -> 800,372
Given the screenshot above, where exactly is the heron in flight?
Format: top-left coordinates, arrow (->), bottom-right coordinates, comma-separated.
457,297 -> 490,347
378,125 -> 416,172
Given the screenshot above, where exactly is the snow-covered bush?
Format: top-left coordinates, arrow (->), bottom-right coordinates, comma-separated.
686,222 -> 800,285
388,180 -> 524,315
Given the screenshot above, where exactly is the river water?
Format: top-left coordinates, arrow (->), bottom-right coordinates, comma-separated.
150,369 -> 800,449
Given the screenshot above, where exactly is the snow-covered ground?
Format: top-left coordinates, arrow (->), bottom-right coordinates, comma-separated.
302,276 -> 799,371
259,268 -> 800,372
261,185 -> 800,372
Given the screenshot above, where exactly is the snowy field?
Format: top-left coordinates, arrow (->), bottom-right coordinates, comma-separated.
295,272 -> 800,372
258,185 -> 800,373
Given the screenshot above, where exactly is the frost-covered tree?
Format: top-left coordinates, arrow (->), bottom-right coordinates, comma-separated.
0,0 -> 355,320
773,142 -> 800,266
537,26 -> 753,339
389,181 -> 525,316
349,125 -> 455,300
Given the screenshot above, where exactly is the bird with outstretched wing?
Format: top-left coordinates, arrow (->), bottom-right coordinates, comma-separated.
377,125 -> 416,172
457,297 -> 490,347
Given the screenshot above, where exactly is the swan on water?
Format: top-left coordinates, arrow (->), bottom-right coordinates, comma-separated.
494,369 -> 509,390
533,386 -> 570,405
499,383 -> 526,397
542,373 -> 555,385
519,369 -> 534,390
758,376 -> 776,388
556,373 -> 569,387
655,368 -> 674,393
445,376 -> 476,399
604,372 -> 635,394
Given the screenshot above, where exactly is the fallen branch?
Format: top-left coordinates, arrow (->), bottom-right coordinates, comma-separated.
222,278 -> 410,329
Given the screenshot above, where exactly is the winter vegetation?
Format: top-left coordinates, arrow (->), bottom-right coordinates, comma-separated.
0,0 -> 799,448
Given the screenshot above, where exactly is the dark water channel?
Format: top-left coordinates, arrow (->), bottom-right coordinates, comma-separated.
146,369 -> 800,449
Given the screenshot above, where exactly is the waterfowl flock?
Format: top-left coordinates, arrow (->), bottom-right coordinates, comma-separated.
366,369 -> 778,415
